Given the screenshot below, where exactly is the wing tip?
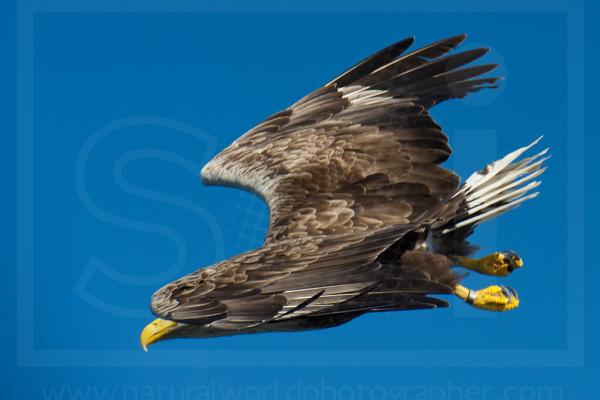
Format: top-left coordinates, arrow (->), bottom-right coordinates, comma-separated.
443,33 -> 468,46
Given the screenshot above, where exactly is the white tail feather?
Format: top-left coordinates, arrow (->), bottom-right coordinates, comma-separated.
466,181 -> 541,215
468,167 -> 545,207
441,136 -> 547,234
462,136 -> 542,190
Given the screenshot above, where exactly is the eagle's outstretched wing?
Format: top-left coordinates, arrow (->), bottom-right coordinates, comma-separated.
151,35 -> 499,330
201,34 -> 499,244
151,225 -> 456,330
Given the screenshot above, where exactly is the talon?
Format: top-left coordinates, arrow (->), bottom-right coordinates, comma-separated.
454,251 -> 523,276
470,285 -> 519,312
507,251 -> 523,268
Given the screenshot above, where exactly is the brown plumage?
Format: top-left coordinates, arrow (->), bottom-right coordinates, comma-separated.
148,34 -> 543,338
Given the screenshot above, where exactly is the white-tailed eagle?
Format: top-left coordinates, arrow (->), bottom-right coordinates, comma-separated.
140,34 -> 547,349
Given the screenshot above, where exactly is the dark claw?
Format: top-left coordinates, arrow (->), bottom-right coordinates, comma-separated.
504,250 -> 518,258
502,250 -> 523,270
499,285 -> 518,300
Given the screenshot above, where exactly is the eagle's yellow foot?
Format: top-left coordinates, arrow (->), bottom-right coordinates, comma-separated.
454,251 -> 523,276
454,284 -> 519,312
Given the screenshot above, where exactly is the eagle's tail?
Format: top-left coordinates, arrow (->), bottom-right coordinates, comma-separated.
431,137 -> 549,254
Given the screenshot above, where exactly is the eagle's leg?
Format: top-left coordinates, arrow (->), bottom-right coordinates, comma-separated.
452,251 -> 523,277
453,284 -> 519,312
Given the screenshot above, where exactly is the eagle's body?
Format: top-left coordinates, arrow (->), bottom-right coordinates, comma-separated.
141,35 -> 547,346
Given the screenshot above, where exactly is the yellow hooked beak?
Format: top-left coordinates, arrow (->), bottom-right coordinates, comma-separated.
140,318 -> 177,352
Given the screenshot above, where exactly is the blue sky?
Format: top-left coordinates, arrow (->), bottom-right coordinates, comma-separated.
2,1 -> 598,399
